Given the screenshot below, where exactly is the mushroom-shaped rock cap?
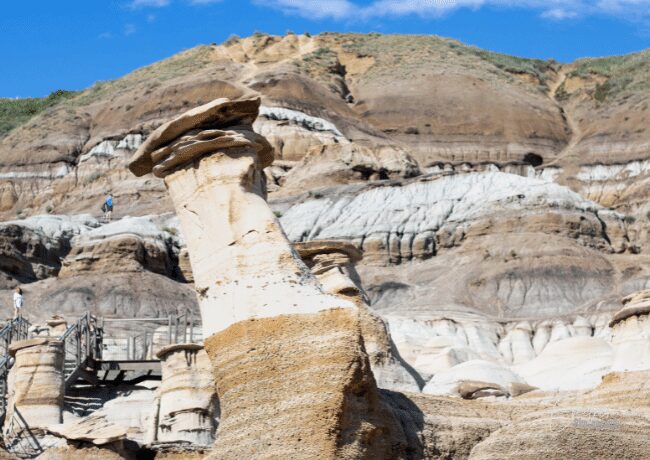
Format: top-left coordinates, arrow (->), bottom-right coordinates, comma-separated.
129,97 -> 273,177
610,293 -> 650,327
293,240 -> 363,264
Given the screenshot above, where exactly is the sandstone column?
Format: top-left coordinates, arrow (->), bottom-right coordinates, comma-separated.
295,240 -> 422,392
3,338 -> 65,434
155,343 -> 217,446
129,98 -> 405,459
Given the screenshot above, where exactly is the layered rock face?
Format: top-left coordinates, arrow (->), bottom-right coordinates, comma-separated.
155,344 -> 217,446
59,215 -> 182,279
128,97 -> 406,459
0,213 -> 196,324
609,290 -> 650,372
2,34 -> 648,226
4,338 -> 65,431
1,32 -> 650,458
0,215 -> 98,288
295,240 -> 421,392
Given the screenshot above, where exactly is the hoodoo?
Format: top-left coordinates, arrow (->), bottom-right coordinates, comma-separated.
129,97 -> 406,459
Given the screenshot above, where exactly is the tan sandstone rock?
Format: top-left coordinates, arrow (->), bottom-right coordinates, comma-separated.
129,97 -> 407,459
295,239 -> 421,392
3,338 -> 64,433
155,343 -> 217,446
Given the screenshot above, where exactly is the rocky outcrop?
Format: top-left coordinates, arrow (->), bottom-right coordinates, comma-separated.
155,344 -> 217,446
129,97 -> 407,459
59,215 -> 182,279
280,171 -> 625,263
469,406 -> 650,460
422,360 -> 531,398
609,290 -> 650,372
278,143 -> 420,195
278,171 -> 646,325
1,34 -> 647,224
47,414 -> 127,446
1,32 -> 649,458
4,338 -> 64,432
1,271 -> 198,324
0,215 -> 98,288
295,240 -> 421,392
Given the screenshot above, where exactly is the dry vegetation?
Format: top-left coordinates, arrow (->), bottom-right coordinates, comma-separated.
0,89 -> 77,138
570,50 -> 650,102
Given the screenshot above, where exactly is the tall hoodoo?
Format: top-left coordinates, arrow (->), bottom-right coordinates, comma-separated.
129,97 -> 406,459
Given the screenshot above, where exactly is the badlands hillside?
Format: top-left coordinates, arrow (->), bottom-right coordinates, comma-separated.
1,32 -> 650,457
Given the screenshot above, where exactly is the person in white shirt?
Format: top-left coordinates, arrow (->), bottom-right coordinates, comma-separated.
13,287 -> 24,318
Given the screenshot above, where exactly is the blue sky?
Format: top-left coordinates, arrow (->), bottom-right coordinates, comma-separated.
1,0 -> 649,97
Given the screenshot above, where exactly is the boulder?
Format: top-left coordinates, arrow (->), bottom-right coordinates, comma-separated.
422,360 -> 527,398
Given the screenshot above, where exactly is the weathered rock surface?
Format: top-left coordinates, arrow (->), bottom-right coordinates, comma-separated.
422,360 -> 527,398
47,414 -> 127,446
0,215 -> 98,288
609,289 -> 650,372
4,338 -> 64,432
130,97 -> 407,459
514,337 -> 614,391
0,32 -> 649,459
2,34 -> 648,225
279,171 -> 643,323
59,214 -> 182,279
155,344 -> 217,446
295,239 -> 421,392
0,271 -> 198,324
277,143 -> 420,195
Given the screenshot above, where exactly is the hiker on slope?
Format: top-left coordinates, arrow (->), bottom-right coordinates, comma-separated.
102,193 -> 114,222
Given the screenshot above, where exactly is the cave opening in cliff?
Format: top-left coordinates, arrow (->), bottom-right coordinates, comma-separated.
523,152 -> 544,167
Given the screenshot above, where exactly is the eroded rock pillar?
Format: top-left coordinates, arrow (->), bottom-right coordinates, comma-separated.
295,240 -> 422,392
156,344 -> 217,446
129,98 -> 406,459
3,338 -> 64,433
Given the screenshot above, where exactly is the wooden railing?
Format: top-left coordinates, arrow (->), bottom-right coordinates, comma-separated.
0,308 -> 200,453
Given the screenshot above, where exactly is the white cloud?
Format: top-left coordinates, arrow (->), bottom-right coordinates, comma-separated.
124,24 -> 137,36
541,8 -> 579,20
252,0 -> 356,20
129,0 -> 170,8
258,0 -> 650,22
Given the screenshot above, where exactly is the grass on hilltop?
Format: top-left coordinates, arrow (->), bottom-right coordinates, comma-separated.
570,50 -> 650,101
0,90 -> 78,138
328,33 -> 556,91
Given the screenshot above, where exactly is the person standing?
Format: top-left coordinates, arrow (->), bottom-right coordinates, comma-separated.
103,193 -> 114,222
13,287 -> 24,318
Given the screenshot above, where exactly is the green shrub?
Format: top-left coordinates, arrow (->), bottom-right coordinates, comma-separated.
594,81 -> 613,102
0,89 -> 77,138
